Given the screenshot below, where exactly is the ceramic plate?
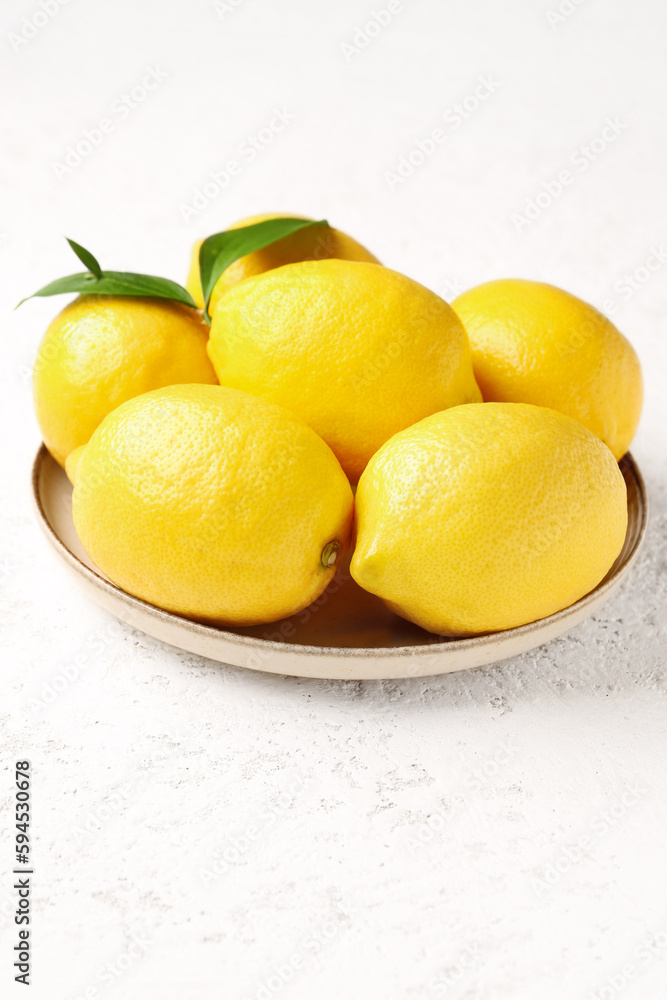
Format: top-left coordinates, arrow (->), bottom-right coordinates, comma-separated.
32,446 -> 647,680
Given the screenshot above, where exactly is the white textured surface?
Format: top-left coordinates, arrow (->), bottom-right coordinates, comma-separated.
2,0 -> 667,997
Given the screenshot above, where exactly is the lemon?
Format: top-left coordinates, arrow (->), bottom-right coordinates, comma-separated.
208,259 -> 482,482
452,279 -> 643,460
70,384 -> 354,625
352,403 -> 627,636
186,212 -> 379,314
34,295 -> 217,468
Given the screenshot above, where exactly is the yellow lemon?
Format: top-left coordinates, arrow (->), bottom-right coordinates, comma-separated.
208,259 -> 482,482
70,384 -> 354,625
186,212 -> 379,313
352,403 -> 627,636
452,279 -> 643,459
34,295 -> 217,467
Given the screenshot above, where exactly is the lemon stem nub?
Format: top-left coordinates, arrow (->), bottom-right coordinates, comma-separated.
321,541 -> 339,568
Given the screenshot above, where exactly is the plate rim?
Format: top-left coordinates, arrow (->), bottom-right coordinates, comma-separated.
31,444 -> 648,661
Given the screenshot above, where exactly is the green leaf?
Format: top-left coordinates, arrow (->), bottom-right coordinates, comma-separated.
17,269 -> 198,310
66,238 -> 103,279
199,217 -> 329,321
77,271 -> 199,308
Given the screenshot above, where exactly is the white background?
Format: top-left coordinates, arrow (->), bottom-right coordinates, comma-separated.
2,0 -> 667,997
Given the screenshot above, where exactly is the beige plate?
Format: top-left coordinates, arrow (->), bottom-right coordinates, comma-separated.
32,446 -> 647,681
